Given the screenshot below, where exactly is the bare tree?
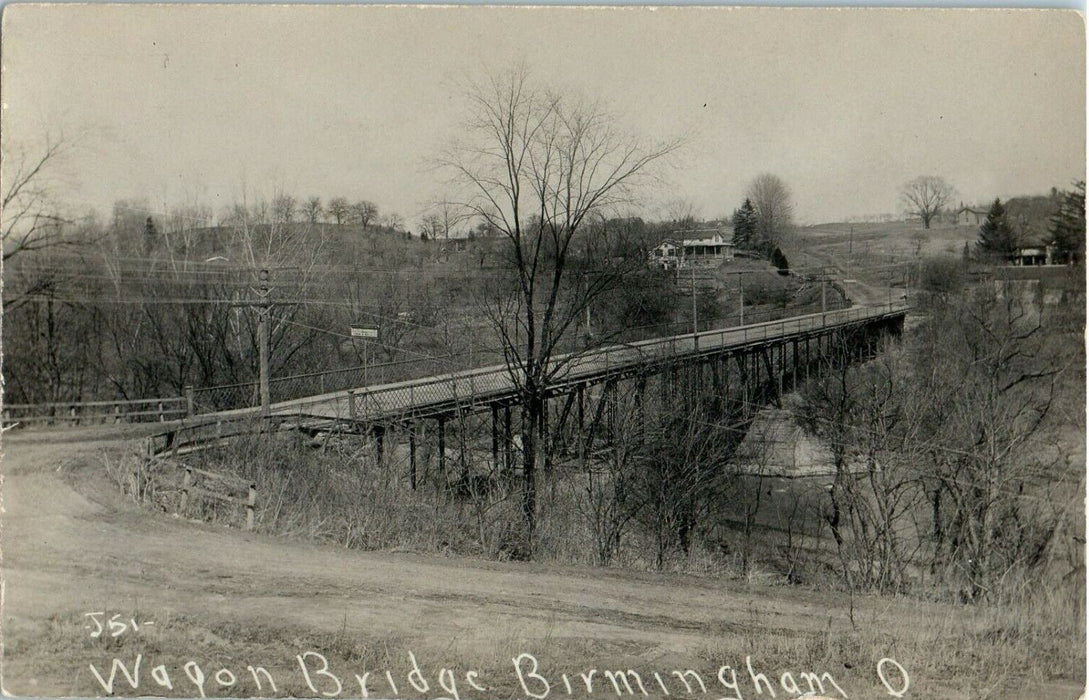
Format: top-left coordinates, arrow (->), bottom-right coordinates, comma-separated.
577,383 -> 644,566
915,289 -> 1068,599
304,196 -> 324,223
634,393 -> 734,569
2,135 -> 75,260
384,212 -> 403,231
435,198 -> 470,240
443,65 -> 680,552
327,197 -> 350,225
418,214 -> 443,241
801,345 -> 928,592
664,198 -> 701,229
353,200 -> 379,228
271,193 -> 297,223
901,176 -> 955,229
746,173 -> 794,253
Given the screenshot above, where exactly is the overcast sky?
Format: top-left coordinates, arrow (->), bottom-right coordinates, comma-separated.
2,6 -> 1084,227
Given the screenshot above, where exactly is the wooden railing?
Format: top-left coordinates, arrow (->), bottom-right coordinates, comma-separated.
141,441 -> 257,530
3,396 -> 192,428
1,394 -> 191,426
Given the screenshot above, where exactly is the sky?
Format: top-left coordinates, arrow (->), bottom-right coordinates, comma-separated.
2,5 -> 1085,228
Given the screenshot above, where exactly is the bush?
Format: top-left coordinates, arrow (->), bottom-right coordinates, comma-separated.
919,257 -> 966,298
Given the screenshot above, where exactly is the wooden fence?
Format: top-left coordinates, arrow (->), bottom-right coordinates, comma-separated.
3,394 -> 192,428
142,442 -> 257,530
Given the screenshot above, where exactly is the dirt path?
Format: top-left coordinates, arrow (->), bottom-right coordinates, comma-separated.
1,431 -> 1081,699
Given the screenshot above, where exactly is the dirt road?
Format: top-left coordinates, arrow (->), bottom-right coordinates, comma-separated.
1,430 -> 1081,699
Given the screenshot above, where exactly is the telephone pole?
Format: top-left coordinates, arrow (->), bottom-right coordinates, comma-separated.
257,268 -> 271,416
738,271 -> 745,326
231,268 -> 274,417
691,265 -> 698,349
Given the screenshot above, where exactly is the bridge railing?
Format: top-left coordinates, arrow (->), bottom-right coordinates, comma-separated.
274,302 -> 906,424
4,396 -> 191,427
573,302 -> 903,378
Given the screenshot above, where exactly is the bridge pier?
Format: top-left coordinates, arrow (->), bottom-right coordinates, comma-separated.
711,357 -> 724,415
742,352 -> 753,410
374,425 -> 385,467
504,405 -> 513,477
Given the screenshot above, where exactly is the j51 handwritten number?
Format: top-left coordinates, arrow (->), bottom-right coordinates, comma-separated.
84,612 -> 154,639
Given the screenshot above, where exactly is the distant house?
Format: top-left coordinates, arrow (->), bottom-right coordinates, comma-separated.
953,204 -> 989,226
650,229 -> 735,269
651,240 -> 682,268
1008,236 -> 1055,266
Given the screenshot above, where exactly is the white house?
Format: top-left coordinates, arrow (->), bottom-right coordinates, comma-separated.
650,229 -> 735,269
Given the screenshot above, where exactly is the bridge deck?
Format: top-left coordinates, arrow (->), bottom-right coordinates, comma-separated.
251,303 -> 907,426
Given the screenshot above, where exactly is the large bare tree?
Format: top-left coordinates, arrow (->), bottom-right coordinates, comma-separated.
901,175 -> 955,229
2,135 -> 74,260
746,173 -> 794,253
433,198 -> 470,240
444,66 -> 680,552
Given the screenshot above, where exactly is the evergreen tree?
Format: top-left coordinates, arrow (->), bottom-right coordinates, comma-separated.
770,246 -> 790,275
1047,180 -> 1085,264
732,198 -> 757,248
142,216 -> 158,255
976,198 -> 1017,261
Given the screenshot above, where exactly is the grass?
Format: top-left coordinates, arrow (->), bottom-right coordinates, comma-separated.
10,576 -> 1081,699
694,577 -> 1084,699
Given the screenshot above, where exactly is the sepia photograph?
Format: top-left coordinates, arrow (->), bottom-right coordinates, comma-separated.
0,5 -> 1085,699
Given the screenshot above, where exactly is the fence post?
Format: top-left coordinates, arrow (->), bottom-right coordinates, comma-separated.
114,404 -> 121,424
70,405 -> 77,425
180,467 -> 192,514
347,390 -> 357,421
246,484 -> 256,531
185,386 -> 195,416
158,401 -> 165,422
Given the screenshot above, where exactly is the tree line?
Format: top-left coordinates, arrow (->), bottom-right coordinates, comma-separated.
975,182 -> 1085,263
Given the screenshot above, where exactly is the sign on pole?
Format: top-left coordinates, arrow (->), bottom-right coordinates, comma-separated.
350,326 -> 379,339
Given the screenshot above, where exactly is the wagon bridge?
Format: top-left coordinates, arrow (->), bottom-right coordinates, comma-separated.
146,303 -> 908,480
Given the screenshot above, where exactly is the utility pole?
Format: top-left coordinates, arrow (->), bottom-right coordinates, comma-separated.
821,270 -> 827,314
849,225 -> 854,255
258,268 -> 271,417
691,265 -> 698,348
230,267 -> 298,417
738,272 -> 745,326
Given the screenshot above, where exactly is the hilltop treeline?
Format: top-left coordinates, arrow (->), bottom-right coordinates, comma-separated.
4,206 -> 787,408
